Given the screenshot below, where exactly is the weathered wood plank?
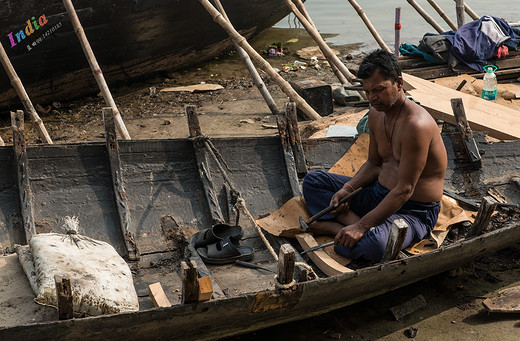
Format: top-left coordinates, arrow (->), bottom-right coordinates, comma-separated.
181,260 -> 200,304
11,110 -> 36,241
148,282 -> 172,308
381,219 -> 409,263
55,275 -> 74,320
276,113 -> 301,197
285,103 -> 308,176
450,98 -> 482,168
102,107 -> 139,261
295,233 -> 354,276
277,244 -> 295,286
466,196 -> 498,237
483,286 -> 520,313
403,73 -> 520,140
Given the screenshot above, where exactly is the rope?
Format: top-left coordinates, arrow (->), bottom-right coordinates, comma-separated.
274,277 -> 297,290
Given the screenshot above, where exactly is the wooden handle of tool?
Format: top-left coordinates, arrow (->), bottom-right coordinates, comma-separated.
306,187 -> 363,224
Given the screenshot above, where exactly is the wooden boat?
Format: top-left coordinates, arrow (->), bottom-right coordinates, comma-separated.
1,108 -> 520,340
0,0 -> 292,110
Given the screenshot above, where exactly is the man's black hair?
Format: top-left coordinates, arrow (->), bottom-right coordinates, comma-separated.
357,49 -> 402,82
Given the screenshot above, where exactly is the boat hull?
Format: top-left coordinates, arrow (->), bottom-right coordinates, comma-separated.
0,0 -> 291,109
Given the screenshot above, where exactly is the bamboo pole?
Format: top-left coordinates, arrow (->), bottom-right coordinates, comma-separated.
293,0 -> 348,85
198,0 -> 321,120
453,0 -> 479,20
212,0 -> 280,116
406,0 -> 445,34
455,0 -> 465,28
282,0 -> 356,83
0,44 -> 53,144
427,0 -> 457,31
346,0 -> 391,52
395,7 -> 401,58
63,0 -> 131,139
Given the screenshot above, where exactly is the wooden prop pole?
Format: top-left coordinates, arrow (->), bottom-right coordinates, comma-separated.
453,0 -> 479,20
283,0 -> 356,82
455,0 -> 465,28
293,0 -> 348,85
212,0 -> 280,116
395,7 -> 402,57
198,0 -> 320,120
63,0 -> 131,139
406,0 -> 445,34
347,0 -> 391,52
0,43 -> 52,144
427,0 -> 457,31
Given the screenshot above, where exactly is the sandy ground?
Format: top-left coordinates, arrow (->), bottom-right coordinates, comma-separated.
1,27 -> 520,339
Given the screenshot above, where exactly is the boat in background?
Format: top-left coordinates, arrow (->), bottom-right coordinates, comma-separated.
0,0 -> 292,110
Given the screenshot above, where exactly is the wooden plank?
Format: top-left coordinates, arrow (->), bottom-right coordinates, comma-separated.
55,275 -> 74,320
389,294 -> 427,320
450,98 -> 482,167
187,243 -> 225,299
181,260 -> 199,304
148,282 -> 172,308
277,244 -> 295,287
295,233 -> 354,276
285,103 -> 308,176
102,107 -> 139,261
403,73 -> 520,140
466,196 -> 498,237
276,113 -> 301,197
197,277 -> 213,302
11,110 -> 36,241
381,219 -> 409,263
483,286 -> 520,313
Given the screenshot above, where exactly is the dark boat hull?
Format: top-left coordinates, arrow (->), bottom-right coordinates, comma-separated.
0,0 -> 291,110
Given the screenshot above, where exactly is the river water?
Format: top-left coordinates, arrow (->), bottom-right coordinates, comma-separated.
275,0 -> 520,51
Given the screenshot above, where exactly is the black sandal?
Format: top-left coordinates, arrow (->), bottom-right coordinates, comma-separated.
191,224 -> 243,248
196,237 -> 254,265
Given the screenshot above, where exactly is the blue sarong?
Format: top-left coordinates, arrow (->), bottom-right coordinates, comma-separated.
302,170 -> 440,262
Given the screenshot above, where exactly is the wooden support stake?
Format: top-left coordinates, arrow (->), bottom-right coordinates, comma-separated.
185,105 -> 226,224
11,110 -> 36,241
198,0 -> 320,120
197,276 -> 213,302
277,244 -> 296,289
55,275 -> 74,320
395,7 -> 402,58
453,0 -> 479,21
427,0 -> 457,31
455,0 -> 465,28
406,0 -> 445,34
285,103 -> 308,176
293,0 -> 348,85
466,196 -> 498,238
381,219 -> 409,263
103,107 -> 139,261
276,113 -> 301,197
0,44 -> 52,144
63,0 -> 131,140
450,98 -> 482,168
148,282 -> 172,308
181,260 -> 200,304
212,0 -> 280,116
347,0 -> 392,52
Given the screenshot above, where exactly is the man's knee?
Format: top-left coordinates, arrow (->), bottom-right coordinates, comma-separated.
333,232 -> 387,262
302,170 -> 329,191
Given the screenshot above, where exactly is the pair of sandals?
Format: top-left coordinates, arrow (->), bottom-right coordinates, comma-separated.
192,224 -> 254,264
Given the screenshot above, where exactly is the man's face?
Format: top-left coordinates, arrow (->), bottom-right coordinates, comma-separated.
362,70 -> 403,112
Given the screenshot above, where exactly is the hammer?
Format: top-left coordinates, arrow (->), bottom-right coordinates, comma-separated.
299,187 -> 363,231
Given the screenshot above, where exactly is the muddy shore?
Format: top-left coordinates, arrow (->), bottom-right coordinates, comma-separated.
1,27 -> 519,340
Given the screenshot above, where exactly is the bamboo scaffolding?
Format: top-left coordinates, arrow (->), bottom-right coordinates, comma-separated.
0,43 -> 53,144
212,0 -> 280,116
346,0 -> 391,52
198,0 -> 321,120
455,0 -> 465,28
293,0 -> 349,85
453,0 -> 479,20
63,0 -> 131,139
395,7 -> 401,58
427,0 -> 457,31
406,0 -> 445,34
282,1 -> 357,84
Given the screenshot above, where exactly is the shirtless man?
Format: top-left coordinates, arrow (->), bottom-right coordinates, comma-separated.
302,49 -> 447,262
